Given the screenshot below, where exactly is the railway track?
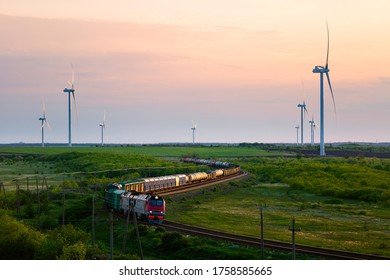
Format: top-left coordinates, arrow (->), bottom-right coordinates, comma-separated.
152,171 -> 250,196
160,220 -> 390,260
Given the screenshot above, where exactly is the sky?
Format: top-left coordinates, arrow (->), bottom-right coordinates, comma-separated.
1,0 -> 390,144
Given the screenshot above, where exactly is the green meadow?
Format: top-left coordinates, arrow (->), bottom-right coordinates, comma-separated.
0,145 -> 389,259
0,145 -> 286,157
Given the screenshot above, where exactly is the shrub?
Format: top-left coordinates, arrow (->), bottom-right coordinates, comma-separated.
58,241 -> 87,260
159,232 -> 189,251
0,213 -> 44,259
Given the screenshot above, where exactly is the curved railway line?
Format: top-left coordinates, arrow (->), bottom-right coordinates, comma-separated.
160,220 -> 390,260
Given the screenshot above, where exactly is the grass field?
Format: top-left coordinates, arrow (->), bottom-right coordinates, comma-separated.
166,181 -> 390,257
0,145 -> 288,158
1,145 -> 389,259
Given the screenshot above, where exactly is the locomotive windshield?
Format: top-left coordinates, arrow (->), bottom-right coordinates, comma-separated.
149,198 -> 163,206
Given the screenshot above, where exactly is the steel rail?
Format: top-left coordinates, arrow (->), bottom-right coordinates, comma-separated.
160,220 -> 390,260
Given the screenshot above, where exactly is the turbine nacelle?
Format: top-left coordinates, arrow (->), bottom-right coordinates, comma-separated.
63,88 -> 75,93
312,65 -> 329,73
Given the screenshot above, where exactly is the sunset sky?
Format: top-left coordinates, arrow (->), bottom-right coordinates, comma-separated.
1,0 -> 390,144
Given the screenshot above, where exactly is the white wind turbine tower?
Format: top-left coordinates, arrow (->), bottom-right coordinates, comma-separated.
312,23 -> 336,156
38,100 -> 50,147
295,124 -> 300,145
191,121 -> 197,144
309,116 -> 317,146
297,101 -> 308,145
99,110 -> 106,147
63,63 -> 78,147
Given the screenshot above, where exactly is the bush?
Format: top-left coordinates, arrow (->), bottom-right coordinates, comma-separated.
58,241 -> 87,260
36,224 -> 90,260
159,232 -> 189,251
0,213 -> 44,259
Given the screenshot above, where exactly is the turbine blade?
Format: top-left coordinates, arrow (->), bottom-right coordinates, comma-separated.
45,119 -> 51,129
303,100 -> 308,115
72,91 -> 79,126
326,72 -> 336,115
70,62 -> 74,85
325,21 -> 329,69
42,98 -> 46,114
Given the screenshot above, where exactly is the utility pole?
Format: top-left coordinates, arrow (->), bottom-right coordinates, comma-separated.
131,202 -> 144,260
288,216 -> 301,260
16,181 -> 20,219
122,207 -> 131,252
36,178 -> 41,231
62,191 -> 65,226
91,195 -> 95,247
258,205 -> 265,259
42,176 -> 48,191
110,209 -> 113,260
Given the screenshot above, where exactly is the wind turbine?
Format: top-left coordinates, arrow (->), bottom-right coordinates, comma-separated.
309,116 -> 317,146
191,121 -> 197,144
63,63 -> 78,147
297,101 -> 308,145
38,100 -> 50,147
295,124 -> 300,145
99,110 -> 106,147
312,23 -> 336,156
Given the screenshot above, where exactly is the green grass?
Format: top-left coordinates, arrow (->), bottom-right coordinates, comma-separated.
166,181 -> 390,257
0,145 -> 288,158
1,145 -> 390,259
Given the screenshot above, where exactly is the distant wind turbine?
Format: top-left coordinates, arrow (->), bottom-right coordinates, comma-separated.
297,101 -> 308,145
38,100 -> 50,147
63,63 -> 78,147
312,22 -> 336,156
295,124 -> 300,145
309,116 -> 317,146
191,121 -> 197,144
99,110 -> 106,146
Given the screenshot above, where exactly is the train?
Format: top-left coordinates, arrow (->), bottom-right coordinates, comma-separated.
182,157 -> 237,168
104,158 -> 241,224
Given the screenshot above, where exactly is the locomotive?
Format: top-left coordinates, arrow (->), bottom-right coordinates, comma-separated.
105,185 -> 165,224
